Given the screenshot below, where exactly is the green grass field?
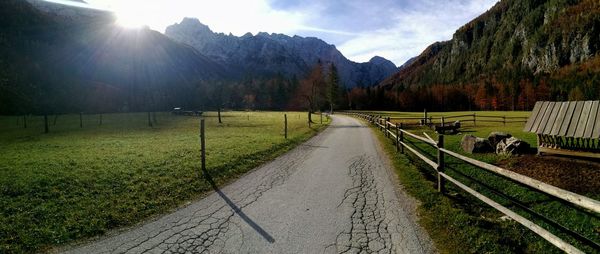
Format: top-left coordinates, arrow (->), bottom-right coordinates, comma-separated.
0,111 -> 329,253
361,111 -> 599,253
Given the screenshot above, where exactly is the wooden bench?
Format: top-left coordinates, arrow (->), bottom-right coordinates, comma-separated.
524,100 -> 600,159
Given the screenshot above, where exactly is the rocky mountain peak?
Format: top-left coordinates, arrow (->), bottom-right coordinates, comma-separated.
171,17 -> 214,35
369,56 -> 396,68
165,18 -> 398,87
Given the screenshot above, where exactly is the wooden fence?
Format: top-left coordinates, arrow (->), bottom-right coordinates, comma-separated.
346,112 -> 600,254
346,111 -> 528,127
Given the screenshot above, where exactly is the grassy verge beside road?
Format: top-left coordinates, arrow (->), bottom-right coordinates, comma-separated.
363,111 -> 599,253
0,111 -> 329,253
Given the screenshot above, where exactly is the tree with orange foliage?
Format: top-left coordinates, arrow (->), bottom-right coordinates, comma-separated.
347,87 -> 367,109
292,60 -> 326,123
463,84 -> 477,111
494,82 -> 509,110
518,79 -> 536,110
475,83 -> 488,110
536,79 -> 551,101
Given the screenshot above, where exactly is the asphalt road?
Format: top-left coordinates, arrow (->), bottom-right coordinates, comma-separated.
65,115 -> 435,254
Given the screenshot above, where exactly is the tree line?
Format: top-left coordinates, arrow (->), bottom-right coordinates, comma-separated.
347,73 -> 600,112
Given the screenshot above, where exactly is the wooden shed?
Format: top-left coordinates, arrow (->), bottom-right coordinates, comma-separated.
524,101 -> 600,159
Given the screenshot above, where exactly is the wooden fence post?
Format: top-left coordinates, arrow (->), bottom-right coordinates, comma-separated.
441,116 -> 445,127
284,114 -> 288,139
320,113 -> 323,124
218,108 -> 222,124
473,113 -> 476,127
437,134 -> 445,193
386,122 -> 389,138
147,112 -> 153,127
199,118 -> 206,177
395,125 -> 400,152
400,123 -> 404,154
44,114 -> 49,134
424,108 -> 428,124
80,112 -> 83,128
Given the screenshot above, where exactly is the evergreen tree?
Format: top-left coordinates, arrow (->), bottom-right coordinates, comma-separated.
327,63 -> 340,112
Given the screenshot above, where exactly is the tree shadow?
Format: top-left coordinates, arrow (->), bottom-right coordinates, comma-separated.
202,170 -> 275,243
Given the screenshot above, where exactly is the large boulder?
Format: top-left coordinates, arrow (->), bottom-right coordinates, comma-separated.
487,132 -> 512,148
461,135 -> 493,153
496,137 -> 531,155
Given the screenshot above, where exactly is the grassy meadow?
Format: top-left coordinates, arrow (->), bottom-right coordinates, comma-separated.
0,111 -> 329,253
362,111 -> 599,253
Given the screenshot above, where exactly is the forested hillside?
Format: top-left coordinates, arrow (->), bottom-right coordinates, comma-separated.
0,0 -> 226,115
349,0 -> 600,111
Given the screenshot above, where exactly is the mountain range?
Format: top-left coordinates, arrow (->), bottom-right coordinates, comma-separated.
165,18 -> 397,88
3,0 -> 599,114
1,0 -> 398,114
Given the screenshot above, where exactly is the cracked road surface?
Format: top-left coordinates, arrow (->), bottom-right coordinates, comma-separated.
65,115 -> 435,254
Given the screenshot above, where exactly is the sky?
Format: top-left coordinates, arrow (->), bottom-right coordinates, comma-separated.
49,0 -> 499,66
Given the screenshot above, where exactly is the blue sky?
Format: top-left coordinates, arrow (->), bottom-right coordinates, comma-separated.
267,0 -> 500,65
55,0 -> 499,66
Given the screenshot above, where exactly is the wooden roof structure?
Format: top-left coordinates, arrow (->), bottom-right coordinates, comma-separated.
524,101 -> 600,139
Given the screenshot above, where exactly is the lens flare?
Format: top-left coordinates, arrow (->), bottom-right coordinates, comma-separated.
113,1 -> 150,28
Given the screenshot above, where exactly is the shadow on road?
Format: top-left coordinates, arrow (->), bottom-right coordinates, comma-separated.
202,170 -> 276,243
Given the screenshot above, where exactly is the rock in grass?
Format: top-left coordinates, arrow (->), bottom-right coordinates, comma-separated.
496,137 -> 531,155
487,132 -> 512,148
461,135 -> 493,153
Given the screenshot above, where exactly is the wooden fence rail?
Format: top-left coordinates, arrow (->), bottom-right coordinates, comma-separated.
347,111 -> 528,126
344,112 -> 599,253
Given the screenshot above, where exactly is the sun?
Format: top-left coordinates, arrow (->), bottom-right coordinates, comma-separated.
116,14 -> 147,28
113,2 -> 149,28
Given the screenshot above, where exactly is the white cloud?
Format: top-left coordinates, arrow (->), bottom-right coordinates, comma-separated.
337,0 -> 499,65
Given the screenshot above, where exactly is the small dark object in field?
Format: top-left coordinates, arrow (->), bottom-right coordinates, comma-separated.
496,137 -> 531,155
488,132 -> 512,148
172,107 -> 182,115
435,121 -> 461,134
461,134 -> 493,153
